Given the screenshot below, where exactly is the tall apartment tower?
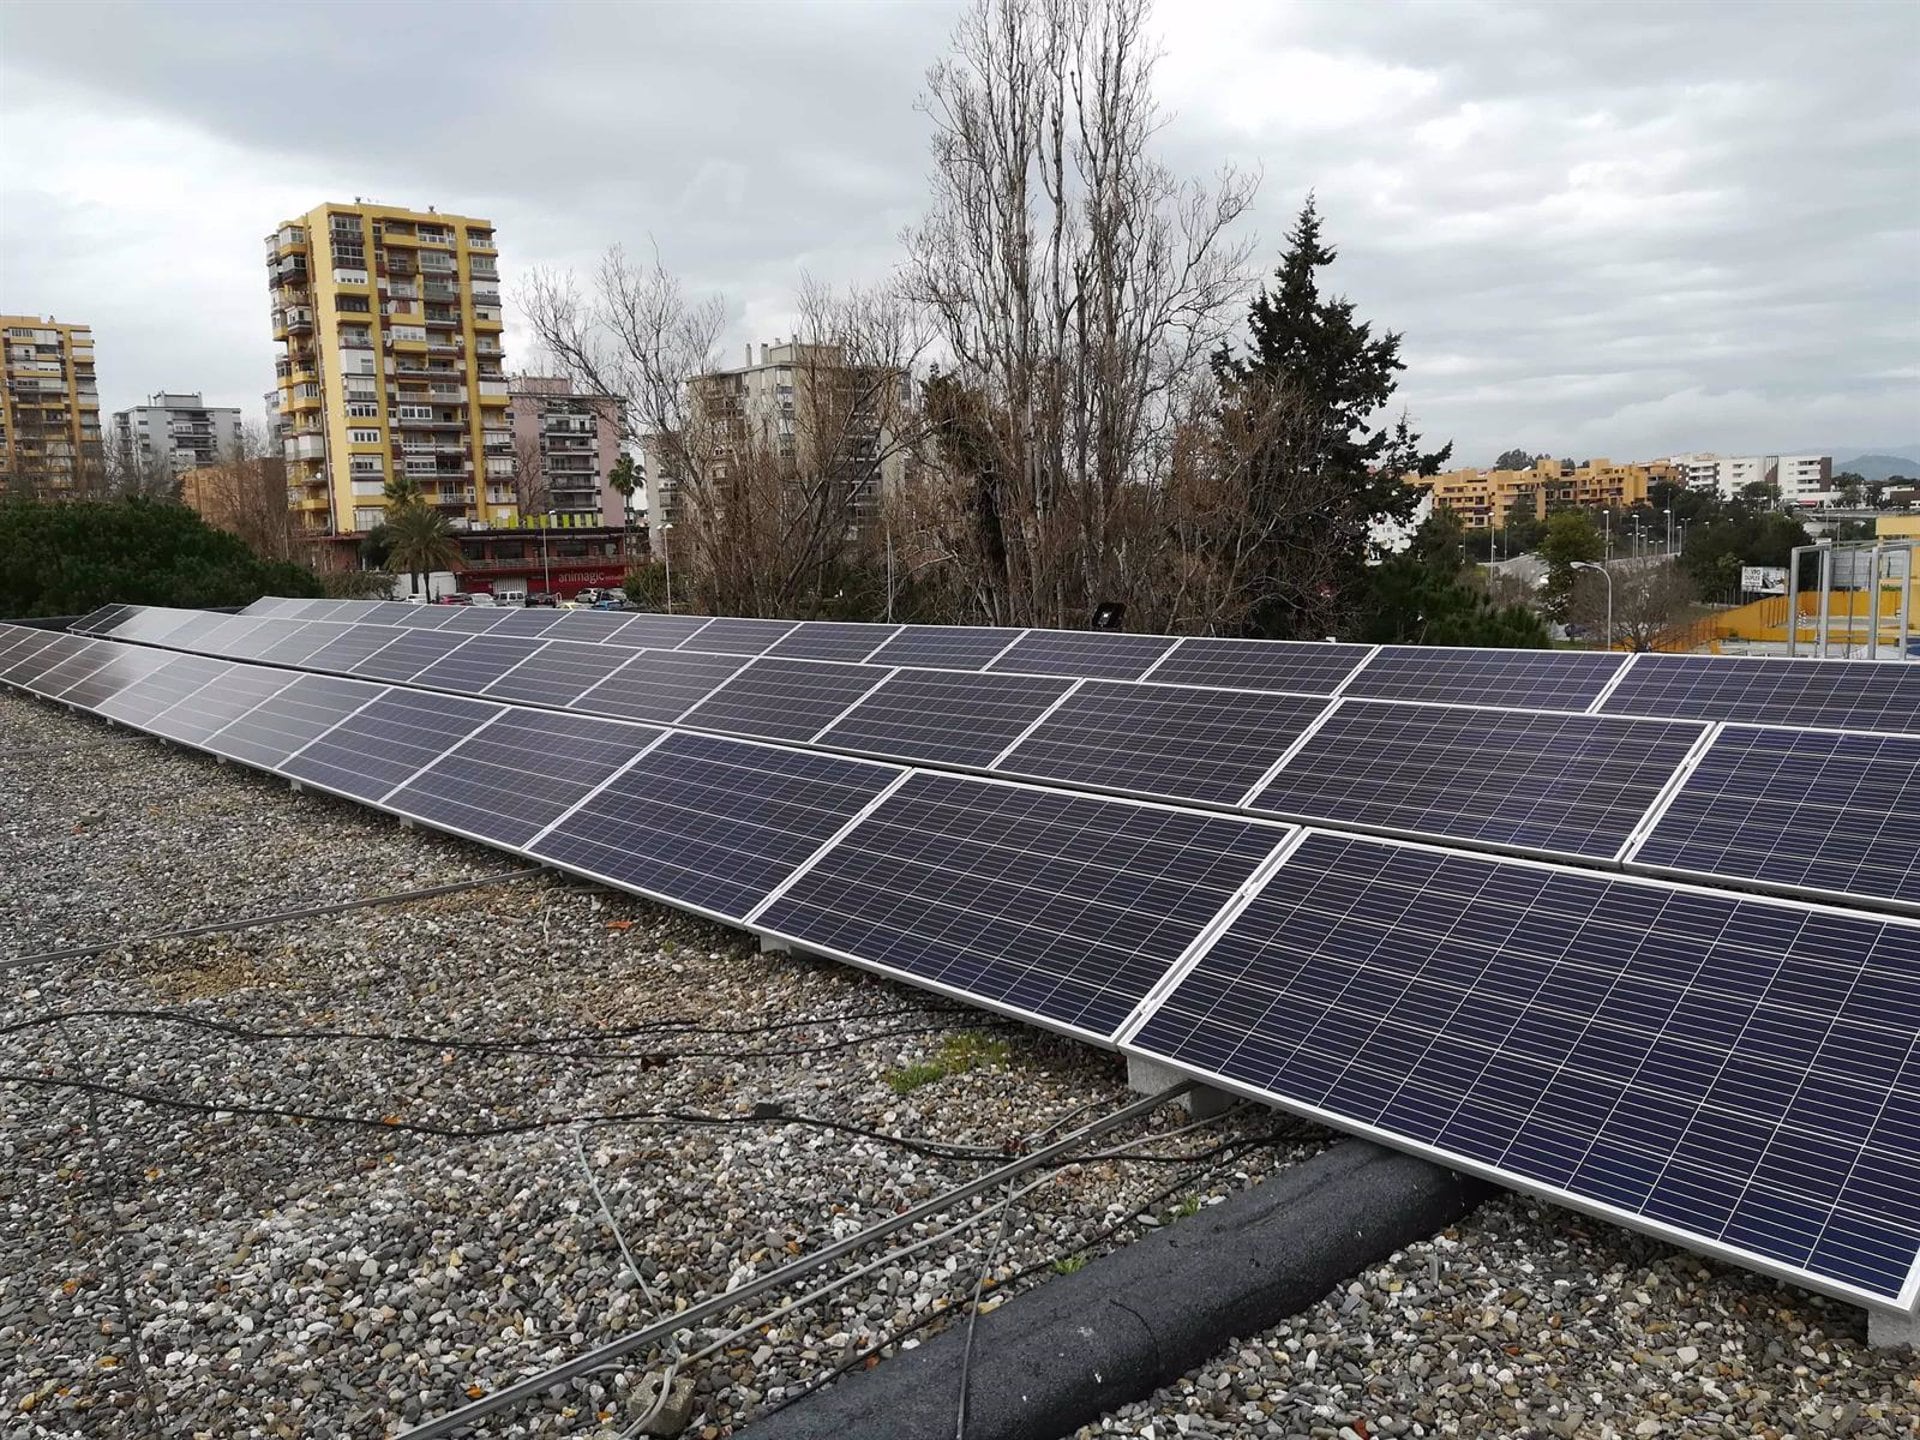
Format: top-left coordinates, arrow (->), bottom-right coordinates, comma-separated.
1,315 -> 102,494
111,392 -> 243,477
265,203 -> 511,538
507,376 -> 629,526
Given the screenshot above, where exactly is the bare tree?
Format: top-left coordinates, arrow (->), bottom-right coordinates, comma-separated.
510,422 -> 551,519
901,0 -> 1257,627
182,424 -> 296,562
1571,559 -> 1700,652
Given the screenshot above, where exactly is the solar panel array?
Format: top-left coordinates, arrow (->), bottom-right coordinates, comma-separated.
14,609 -> 1920,1314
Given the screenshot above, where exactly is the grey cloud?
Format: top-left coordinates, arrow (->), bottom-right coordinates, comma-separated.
2,0 -> 1913,463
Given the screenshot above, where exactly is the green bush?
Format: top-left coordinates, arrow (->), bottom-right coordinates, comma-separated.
0,498 -> 324,618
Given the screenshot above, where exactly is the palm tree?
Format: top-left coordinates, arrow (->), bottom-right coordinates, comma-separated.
383,474 -> 423,507
384,502 -> 462,598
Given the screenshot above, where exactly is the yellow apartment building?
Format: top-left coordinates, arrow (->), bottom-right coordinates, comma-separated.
1,315 -> 102,495
266,203 -> 511,542
1407,456 -> 1677,528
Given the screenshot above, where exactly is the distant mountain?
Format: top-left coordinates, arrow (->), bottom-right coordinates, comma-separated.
1835,453 -> 1920,482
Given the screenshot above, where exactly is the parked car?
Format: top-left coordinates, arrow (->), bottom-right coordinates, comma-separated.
467,592 -> 497,606
433,593 -> 474,606
525,592 -> 560,608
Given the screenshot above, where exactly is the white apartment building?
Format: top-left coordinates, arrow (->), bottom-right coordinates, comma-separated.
1666,452 -> 1834,504
112,391 -> 244,476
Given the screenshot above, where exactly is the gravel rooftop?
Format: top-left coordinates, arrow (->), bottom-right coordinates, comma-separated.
0,694 -> 1321,1438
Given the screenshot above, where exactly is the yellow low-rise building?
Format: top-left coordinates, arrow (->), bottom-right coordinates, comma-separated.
1406,456 -> 1677,529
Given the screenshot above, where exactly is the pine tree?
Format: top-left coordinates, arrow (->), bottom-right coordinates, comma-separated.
1214,197 -> 1451,638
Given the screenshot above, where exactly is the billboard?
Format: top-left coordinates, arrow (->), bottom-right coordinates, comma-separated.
1740,566 -> 1788,594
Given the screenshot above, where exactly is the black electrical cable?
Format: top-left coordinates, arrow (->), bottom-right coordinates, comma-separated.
0,1069 -> 1011,1161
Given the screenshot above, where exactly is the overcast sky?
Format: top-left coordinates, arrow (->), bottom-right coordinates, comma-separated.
3,0 -> 1914,466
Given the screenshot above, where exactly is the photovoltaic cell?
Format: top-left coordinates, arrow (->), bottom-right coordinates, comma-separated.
202,673 -> 384,768
195,616 -> 275,657
112,607 -> 199,643
988,628 -> 1177,681
350,629 -> 471,683
281,689 -> 503,802
293,598 -> 383,622
390,605 -> 463,630
674,616 -> 798,656
1130,832 -> 1920,1305
864,625 -> 1023,671
603,613 -> 713,650
388,709 -> 664,848
816,669 -> 1075,768
71,604 -> 131,634
410,634 -> 547,693
1341,647 -> 1628,711
95,654 -> 236,728
149,665 -> 300,748
240,597 -> 301,618
1632,727 -> 1920,907
364,601 -> 432,626
59,643 -> 175,711
25,639 -> 116,698
531,730 -> 901,919
1143,638 -> 1373,695
763,622 -> 900,663
571,649 -> 747,724
3,632 -> 86,687
482,640 -> 630,707
143,610 -> 232,648
1602,654 -> 1920,734
758,773 -> 1289,1038
0,627 -> 63,680
999,681 -> 1329,806
1251,702 -> 1704,858
679,657 -> 891,742
433,606 -> 517,635
301,624 -> 413,674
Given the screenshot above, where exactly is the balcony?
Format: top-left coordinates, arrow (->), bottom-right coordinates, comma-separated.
471,307 -> 502,329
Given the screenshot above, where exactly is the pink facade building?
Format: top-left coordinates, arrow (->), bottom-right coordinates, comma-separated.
507,375 -> 629,527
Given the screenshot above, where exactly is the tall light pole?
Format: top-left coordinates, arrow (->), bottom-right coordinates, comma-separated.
1573,560 -> 1613,651
1663,507 -> 1674,556
659,521 -> 674,614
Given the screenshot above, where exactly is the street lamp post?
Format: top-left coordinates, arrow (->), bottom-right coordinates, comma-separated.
1573,560 -> 1613,651
659,521 -> 674,614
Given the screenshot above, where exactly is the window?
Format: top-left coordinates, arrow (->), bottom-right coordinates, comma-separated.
349,428 -> 382,444
353,506 -> 384,530
339,325 -> 372,348
396,404 -> 433,421
350,455 -> 384,474
336,295 -> 371,314
346,401 -> 379,419
351,480 -> 385,498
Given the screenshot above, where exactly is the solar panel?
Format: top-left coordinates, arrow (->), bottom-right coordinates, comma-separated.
674,616 -> 798,656
1630,727 -> 1920,908
1602,654 -> 1920,734
110,607 -> 198,643
0,627 -> 64,681
604,613 -> 714,649
351,630 -> 471,683
147,611 -> 237,649
763,622 -> 901,663
530,731 -> 902,920
25,639 -> 117,698
292,598 -> 383,622
240,597 -> 305,618
95,654 -> 236,728
678,657 -> 892,742
864,624 -> 1023,671
481,639 -> 630,707
363,601 -> 425,625
1140,637 -> 1374,695
998,680 -> 1330,806
281,689 -> 503,802
988,629 -> 1177,681
483,607 -> 572,638
757,773 -> 1291,1039
58,643 -> 176,711
409,633 -> 547,693
213,617 -> 308,660
434,605 -> 517,635
1127,832 -> 1920,1306
544,610 -> 640,644
815,669 -> 1075,768
0,625 -> 51,670
70,604 -> 131,635
1250,702 -> 1705,859
387,709 -> 665,848
149,665 -> 301,748
301,624 -> 413,673
252,620 -> 346,667
571,649 -> 748,724
201,673 -> 386,768
2,632 -> 86,687
1341,646 -> 1628,711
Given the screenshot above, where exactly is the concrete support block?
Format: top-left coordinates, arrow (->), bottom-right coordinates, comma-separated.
759,935 -> 791,955
1868,1306 -> 1920,1350
1126,1052 -> 1233,1119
